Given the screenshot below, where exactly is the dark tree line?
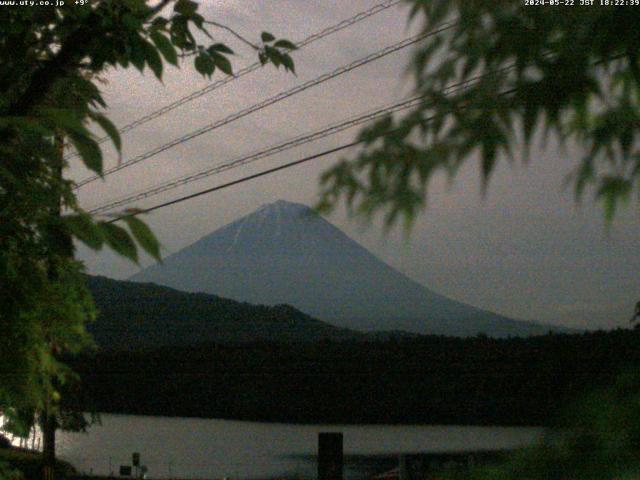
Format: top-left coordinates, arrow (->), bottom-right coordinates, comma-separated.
68,328 -> 640,426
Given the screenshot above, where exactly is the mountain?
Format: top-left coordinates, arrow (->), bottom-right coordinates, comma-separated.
130,200 -> 558,337
85,275 -> 360,349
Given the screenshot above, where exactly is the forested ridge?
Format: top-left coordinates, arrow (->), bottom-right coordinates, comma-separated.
85,275 -> 361,347
69,328 -> 640,426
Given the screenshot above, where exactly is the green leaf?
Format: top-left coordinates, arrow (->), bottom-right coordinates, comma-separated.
274,39 -> 297,50
98,222 -> 138,263
261,31 -> 275,42
151,31 -> 178,66
64,213 -> 104,251
66,76 -> 106,109
37,107 -> 105,172
122,13 -> 142,31
130,36 -> 146,71
151,17 -> 169,29
142,39 -> 163,79
211,53 -> 233,76
67,130 -> 102,174
89,112 -> 121,154
209,43 -> 234,55
281,54 -> 295,74
122,215 -> 161,261
264,46 -> 282,67
597,177 -> 632,222
191,13 -> 207,32
39,107 -> 85,135
194,53 -> 215,77
0,116 -> 50,136
174,0 -> 198,16
121,0 -> 149,14
357,116 -> 393,144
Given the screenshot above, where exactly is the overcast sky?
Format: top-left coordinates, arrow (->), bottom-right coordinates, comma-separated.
72,0 -> 639,331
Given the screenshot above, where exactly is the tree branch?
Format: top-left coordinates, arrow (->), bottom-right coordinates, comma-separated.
8,1 -> 165,117
7,26 -> 95,117
204,20 -> 259,50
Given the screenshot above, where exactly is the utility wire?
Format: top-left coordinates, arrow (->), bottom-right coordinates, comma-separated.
104,139 -> 363,223
88,96 -> 425,214
74,21 -> 457,190
64,0 -> 404,162
95,48 -> 612,223
88,67 -> 513,216
104,89 -> 519,224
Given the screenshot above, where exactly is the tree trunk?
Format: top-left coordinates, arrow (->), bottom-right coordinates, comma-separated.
42,132 -> 66,480
42,409 -> 56,480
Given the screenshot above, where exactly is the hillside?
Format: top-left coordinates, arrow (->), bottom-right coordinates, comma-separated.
130,200 -> 561,337
85,275 -> 361,349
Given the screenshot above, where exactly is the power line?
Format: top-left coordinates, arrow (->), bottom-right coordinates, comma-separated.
95,48 -> 615,224
74,22 -> 457,190
87,96 -> 425,214
101,122 -> 425,222
104,95 -> 520,224
64,0 -> 404,162
104,139 -> 363,223
88,68 -> 511,216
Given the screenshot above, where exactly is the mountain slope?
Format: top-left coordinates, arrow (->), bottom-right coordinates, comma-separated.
130,200 -> 557,337
85,275 -> 360,349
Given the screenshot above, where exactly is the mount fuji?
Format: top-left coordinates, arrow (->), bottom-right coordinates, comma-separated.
130,200 -> 555,337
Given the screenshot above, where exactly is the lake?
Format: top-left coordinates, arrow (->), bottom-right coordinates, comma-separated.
55,414 -> 543,479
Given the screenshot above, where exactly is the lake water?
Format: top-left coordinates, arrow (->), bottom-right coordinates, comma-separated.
55,414 -> 543,479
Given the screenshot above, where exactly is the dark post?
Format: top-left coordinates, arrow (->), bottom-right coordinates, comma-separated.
318,432 -> 343,480
133,452 -> 140,478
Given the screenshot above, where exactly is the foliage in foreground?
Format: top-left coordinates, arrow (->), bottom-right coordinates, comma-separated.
0,448 -> 75,480
319,0 -> 640,225
314,2 -> 640,477
442,371 -> 640,480
0,0 -> 296,456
